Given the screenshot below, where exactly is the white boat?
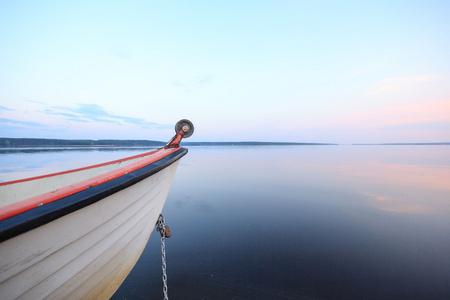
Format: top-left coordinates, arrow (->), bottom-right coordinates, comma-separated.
0,120 -> 194,300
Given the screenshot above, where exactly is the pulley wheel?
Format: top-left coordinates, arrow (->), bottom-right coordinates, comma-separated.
175,119 -> 194,138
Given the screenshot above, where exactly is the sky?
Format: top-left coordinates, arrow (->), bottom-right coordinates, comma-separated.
1,0 -> 449,144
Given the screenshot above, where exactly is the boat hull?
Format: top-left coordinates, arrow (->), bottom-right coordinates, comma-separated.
0,149 -> 185,299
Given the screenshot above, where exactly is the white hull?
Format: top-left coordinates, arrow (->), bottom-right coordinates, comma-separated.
0,160 -> 180,299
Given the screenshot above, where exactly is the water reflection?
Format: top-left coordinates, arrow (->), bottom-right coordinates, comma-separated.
1,145 -> 449,299
113,145 -> 450,299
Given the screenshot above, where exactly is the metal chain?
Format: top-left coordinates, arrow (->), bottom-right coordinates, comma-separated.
157,214 -> 169,300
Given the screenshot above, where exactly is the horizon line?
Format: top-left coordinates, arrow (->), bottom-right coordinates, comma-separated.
0,138 -> 449,147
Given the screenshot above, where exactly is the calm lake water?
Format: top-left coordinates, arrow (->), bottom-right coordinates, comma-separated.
1,145 -> 449,299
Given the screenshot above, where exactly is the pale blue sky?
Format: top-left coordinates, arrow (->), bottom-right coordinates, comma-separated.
1,0 -> 449,143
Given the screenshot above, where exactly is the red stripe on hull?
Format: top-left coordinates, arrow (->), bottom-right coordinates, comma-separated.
0,147 -> 179,221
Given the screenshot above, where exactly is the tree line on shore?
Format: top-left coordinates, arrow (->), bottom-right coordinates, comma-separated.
0,138 -> 165,147
0,138 -> 332,147
3,138 -> 446,147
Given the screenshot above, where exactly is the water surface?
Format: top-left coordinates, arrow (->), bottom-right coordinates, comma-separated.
1,146 -> 449,299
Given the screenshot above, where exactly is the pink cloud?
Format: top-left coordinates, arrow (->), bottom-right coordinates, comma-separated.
374,99 -> 450,127
367,75 -> 438,95
328,99 -> 450,130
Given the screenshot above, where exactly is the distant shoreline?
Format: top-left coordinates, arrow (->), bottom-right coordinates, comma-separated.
182,141 -> 336,146
0,138 -> 334,147
352,143 -> 450,146
0,138 -> 448,148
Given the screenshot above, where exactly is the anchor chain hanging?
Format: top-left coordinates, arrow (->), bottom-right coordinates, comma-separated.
156,214 -> 171,300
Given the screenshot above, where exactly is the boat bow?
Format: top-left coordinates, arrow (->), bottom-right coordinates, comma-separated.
0,120 -> 193,300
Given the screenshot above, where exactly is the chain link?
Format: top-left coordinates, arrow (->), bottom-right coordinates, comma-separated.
157,214 -> 169,300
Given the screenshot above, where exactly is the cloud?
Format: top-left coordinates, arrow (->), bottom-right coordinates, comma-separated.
44,103 -> 172,129
44,109 -> 82,119
329,99 -> 450,129
193,74 -> 214,85
25,99 -> 46,105
43,109 -> 90,123
47,104 -> 119,124
367,74 -> 437,95
0,118 -> 47,128
0,106 -> 15,112
380,121 -> 450,131
112,50 -> 132,61
172,74 -> 214,89
374,100 -> 450,129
